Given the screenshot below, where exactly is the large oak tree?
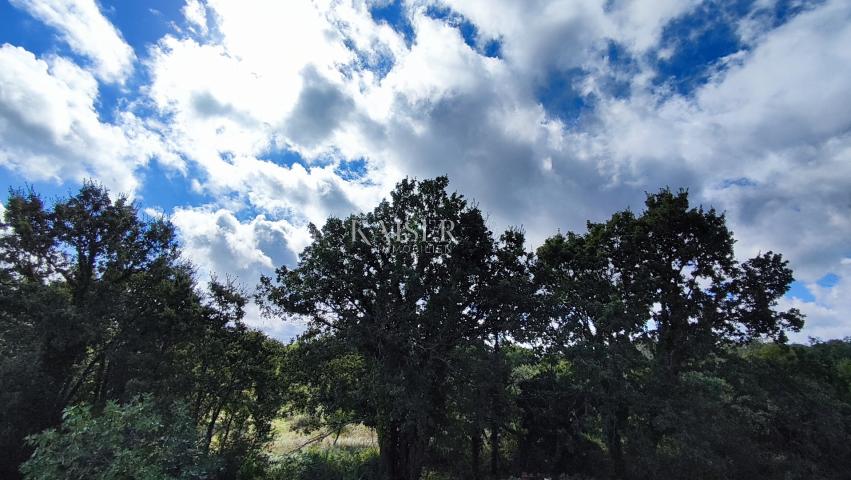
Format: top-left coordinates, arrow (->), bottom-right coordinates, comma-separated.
259,177 -> 504,479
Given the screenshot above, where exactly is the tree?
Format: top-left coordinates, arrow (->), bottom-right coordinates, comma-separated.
633,189 -> 803,373
190,281 -> 287,477
476,228 -> 535,478
534,211 -> 653,478
533,188 -> 804,478
0,184 -> 190,477
258,177 -> 496,480
3,179 -> 836,480
0,184 -> 286,478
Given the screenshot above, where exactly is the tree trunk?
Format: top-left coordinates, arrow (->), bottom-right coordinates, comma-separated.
219,413 -> 235,453
471,430 -> 482,480
490,334 -> 502,478
604,405 -> 628,479
58,350 -> 103,407
490,425 -> 500,477
378,422 -> 426,480
204,399 -> 224,455
607,429 -> 625,479
192,390 -> 207,423
378,424 -> 402,479
93,356 -> 109,410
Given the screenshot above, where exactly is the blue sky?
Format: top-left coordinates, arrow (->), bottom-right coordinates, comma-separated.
1,0 -> 850,340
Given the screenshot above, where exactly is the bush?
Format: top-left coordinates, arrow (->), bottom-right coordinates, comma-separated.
20,396 -> 212,480
268,447 -> 379,480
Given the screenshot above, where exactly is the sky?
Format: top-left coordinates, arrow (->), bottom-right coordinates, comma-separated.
1,0 -> 850,341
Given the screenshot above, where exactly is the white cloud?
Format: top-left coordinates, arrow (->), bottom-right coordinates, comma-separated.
169,205 -> 312,340
783,259 -> 851,342
578,0 -> 851,280
242,302 -> 308,342
182,0 -> 208,35
0,44 -> 166,195
143,0 -> 391,226
430,0 -> 608,76
170,205 -> 304,284
7,0 -> 843,338
606,0 -> 703,53
9,0 -> 135,83
382,14 -> 503,103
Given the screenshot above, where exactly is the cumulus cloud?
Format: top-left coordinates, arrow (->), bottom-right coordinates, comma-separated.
145,0 -> 851,271
142,0 -> 391,242
783,259 -> 851,342
286,66 -> 356,148
581,0 -> 851,279
182,0 -> 208,35
6,0 -> 849,338
9,0 -> 135,83
0,44 -> 169,195
170,205 -> 304,283
168,204 -> 310,340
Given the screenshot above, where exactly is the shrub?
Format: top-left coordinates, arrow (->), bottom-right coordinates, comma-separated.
269,446 -> 379,480
21,396 -> 212,480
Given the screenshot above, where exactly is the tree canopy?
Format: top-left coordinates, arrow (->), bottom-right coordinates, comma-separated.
0,184 -> 284,479
1,179 -> 849,480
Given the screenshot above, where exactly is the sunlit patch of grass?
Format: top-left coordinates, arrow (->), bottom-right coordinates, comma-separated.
267,416 -> 377,456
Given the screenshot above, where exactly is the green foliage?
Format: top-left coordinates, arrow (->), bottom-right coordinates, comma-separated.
529,188 -> 808,478
20,396 -> 211,480
0,183 -> 193,477
0,184 -> 286,479
269,447 -> 379,480
259,177 -> 507,479
3,179 -> 849,480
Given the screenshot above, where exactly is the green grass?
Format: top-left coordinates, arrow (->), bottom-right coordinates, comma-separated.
267,417 -> 377,456
264,417 -> 379,480
267,446 -> 380,480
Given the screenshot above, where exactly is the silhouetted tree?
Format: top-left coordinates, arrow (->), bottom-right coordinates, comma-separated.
0,184 -> 285,478
533,188 -> 804,478
258,177 -> 497,480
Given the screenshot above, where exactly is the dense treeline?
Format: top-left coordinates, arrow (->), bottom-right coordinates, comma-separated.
0,185 -> 284,479
1,178 -> 850,480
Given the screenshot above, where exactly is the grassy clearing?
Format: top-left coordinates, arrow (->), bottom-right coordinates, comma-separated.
265,418 -> 380,480
267,417 -> 378,456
